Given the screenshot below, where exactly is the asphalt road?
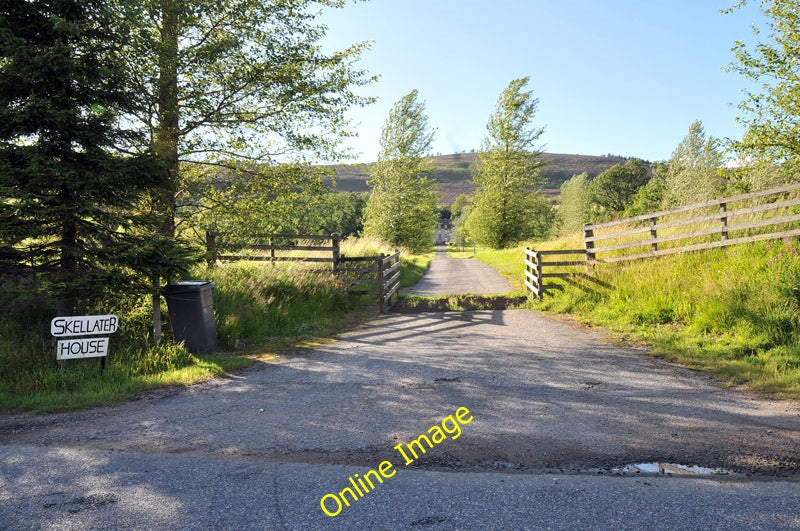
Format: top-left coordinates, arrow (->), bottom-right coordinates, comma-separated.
401,247 -> 512,296
1,252 -> 799,530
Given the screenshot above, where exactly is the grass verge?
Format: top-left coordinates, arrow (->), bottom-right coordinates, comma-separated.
0,239 -> 433,413
394,293 -> 527,312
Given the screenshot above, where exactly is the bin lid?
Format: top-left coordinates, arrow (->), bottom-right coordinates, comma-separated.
163,281 -> 216,294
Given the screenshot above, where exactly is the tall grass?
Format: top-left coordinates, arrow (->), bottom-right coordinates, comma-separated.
0,237 -> 433,412
586,186 -> 800,263
0,294 -> 249,412
207,261 -> 357,350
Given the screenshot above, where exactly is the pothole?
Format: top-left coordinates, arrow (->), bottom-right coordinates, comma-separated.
603,462 -> 733,476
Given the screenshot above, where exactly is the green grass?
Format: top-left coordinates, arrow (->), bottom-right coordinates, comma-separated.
0,292 -> 254,412
0,352 -> 250,413
207,261 -> 359,350
0,238 -> 433,413
395,293 -> 527,312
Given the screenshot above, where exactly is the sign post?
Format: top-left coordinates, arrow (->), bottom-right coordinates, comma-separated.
51,314 -> 119,373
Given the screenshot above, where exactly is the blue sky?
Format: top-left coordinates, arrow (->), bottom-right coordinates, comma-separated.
320,1 -> 767,163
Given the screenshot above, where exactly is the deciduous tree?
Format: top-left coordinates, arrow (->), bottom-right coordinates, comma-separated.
363,90 -> 438,253
588,158 -> 649,218
117,0 -> 374,235
114,0 -> 374,337
556,173 -> 589,235
463,77 -> 549,248
664,121 -> 723,206
726,0 -> 800,177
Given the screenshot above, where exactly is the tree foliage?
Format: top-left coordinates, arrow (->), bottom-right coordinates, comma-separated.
109,0 -> 373,338
307,192 -> 366,238
664,120 -> 723,206
363,90 -> 438,253
451,194 -> 471,220
115,0 -> 375,239
463,77 -> 550,249
726,0 -> 800,176
556,173 -> 589,236
0,0 -> 187,313
623,162 -> 668,217
587,158 -> 649,219
182,162 -> 331,251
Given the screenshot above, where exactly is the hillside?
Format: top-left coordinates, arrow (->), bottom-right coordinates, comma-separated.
327,152 -> 637,203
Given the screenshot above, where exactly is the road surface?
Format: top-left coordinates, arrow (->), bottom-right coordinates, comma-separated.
402,246 -> 513,296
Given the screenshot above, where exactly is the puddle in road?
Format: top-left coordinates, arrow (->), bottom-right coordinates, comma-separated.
610,462 -> 732,476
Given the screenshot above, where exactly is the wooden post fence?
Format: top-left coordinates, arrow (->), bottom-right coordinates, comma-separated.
525,248 -> 587,300
582,182 -> 800,264
339,251 -> 401,313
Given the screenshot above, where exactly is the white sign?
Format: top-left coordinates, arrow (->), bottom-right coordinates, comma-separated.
51,315 -> 118,337
56,337 -> 110,360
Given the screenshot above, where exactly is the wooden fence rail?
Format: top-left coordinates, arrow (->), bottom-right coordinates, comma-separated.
215,233 -> 341,270
584,182 -> 800,263
525,182 -> 800,299
524,248 -> 586,300
213,232 -> 401,312
340,252 -> 401,313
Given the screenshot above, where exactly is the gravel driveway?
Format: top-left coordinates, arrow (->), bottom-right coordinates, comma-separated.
401,246 -> 513,295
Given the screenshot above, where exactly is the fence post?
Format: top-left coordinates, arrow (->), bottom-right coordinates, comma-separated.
269,236 -> 275,266
584,223 -> 595,262
535,251 -> 544,300
391,251 -> 399,308
720,203 -> 728,241
524,248 -> 531,299
378,254 -> 386,314
331,233 -> 341,272
650,216 -> 658,254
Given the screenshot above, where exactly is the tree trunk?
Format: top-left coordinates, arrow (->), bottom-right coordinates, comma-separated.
57,214 -> 78,316
206,229 -> 218,269
155,0 -> 180,240
151,0 -> 181,343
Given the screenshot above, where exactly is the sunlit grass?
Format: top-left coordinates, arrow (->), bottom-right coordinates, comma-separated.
0,237 -> 434,412
0,352 -> 250,413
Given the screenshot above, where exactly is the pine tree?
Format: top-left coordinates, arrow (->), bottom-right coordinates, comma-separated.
0,0 -> 170,313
